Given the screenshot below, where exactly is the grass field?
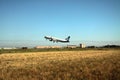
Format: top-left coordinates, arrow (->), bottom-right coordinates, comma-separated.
0,50 -> 120,80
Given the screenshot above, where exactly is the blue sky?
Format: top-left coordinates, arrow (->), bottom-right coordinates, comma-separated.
0,0 -> 120,47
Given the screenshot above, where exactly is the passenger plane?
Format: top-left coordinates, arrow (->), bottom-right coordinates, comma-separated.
44,36 -> 70,43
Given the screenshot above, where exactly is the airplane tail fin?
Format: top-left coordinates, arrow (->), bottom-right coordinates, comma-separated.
65,36 -> 70,41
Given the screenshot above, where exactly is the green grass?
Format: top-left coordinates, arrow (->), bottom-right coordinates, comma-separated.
0,47 -> 119,54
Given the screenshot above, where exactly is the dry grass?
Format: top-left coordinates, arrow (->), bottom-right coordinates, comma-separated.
0,50 -> 120,80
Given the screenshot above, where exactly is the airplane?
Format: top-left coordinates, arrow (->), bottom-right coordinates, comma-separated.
44,36 -> 70,43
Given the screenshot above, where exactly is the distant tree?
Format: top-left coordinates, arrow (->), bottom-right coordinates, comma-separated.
21,47 -> 28,49
102,45 -> 120,48
87,46 -> 96,48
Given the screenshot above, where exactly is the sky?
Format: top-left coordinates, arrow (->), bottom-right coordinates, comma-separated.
0,0 -> 120,47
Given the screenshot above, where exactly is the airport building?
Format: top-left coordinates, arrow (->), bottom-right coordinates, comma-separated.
67,45 -> 77,48
1,47 -> 17,49
35,46 -> 62,49
80,44 -> 86,48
